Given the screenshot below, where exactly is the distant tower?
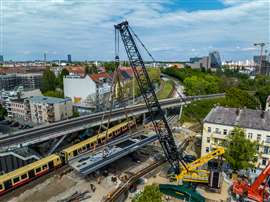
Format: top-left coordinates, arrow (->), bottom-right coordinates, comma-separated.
44,53 -> 47,62
0,55 -> 4,64
67,54 -> 72,63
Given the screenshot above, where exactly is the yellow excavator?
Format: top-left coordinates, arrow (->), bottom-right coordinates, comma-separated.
176,147 -> 225,184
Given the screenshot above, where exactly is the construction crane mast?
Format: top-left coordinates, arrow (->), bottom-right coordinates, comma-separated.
114,21 -> 186,174
254,42 -> 266,74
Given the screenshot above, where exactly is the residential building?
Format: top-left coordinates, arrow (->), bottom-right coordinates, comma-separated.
0,74 -> 17,90
201,106 -> 270,169
0,73 -> 42,91
16,73 -> 42,90
266,96 -> 270,111
7,99 -> 28,122
64,72 -> 111,104
65,66 -> 85,76
27,96 -> 73,124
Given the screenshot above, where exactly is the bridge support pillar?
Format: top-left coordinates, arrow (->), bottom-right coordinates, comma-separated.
143,113 -> 146,124
178,105 -> 183,120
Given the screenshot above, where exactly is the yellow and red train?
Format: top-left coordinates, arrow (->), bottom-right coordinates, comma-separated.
0,120 -> 135,196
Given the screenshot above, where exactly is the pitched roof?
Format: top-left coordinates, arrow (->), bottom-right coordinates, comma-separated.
204,106 -> 270,131
89,72 -> 111,83
66,66 -> 85,76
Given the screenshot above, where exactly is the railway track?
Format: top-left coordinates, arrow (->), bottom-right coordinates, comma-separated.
0,93 -> 224,149
104,159 -> 166,202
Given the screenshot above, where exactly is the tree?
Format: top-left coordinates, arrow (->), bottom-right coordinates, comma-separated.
223,127 -> 258,171
57,68 -> 69,89
41,68 -> 57,93
85,64 -> 98,74
0,104 -> 7,120
132,184 -> 163,202
255,85 -> 270,109
225,88 -> 259,109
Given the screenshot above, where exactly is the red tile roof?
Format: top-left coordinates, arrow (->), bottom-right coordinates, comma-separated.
66,66 -> 85,76
89,72 -> 111,83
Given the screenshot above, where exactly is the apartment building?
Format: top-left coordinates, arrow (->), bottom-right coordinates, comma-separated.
201,106 -> 270,169
27,96 -> 73,124
0,73 -> 42,91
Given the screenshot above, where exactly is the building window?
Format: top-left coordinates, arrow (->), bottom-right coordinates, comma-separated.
257,134 -> 262,141
223,129 -> 227,135
266,136 -> 270,143
215,128 -> 220,134
207,127 -> 211,133
264,146 -> 270,154
262,158 -> 268,166
248,133 -> 253,139
207,137 -> 210,143
206,147 -> 209,152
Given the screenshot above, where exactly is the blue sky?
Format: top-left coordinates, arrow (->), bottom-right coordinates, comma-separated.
1,0 -> 269,61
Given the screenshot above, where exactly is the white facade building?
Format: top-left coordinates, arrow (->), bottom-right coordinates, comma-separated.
266,95 -> 270,111
63,73 -> 111,104
201,106 -> 270,169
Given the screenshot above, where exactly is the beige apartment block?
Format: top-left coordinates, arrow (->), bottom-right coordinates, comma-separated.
201,106 -> 270,169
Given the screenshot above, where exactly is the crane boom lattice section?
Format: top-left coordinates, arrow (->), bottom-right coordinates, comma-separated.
115,21 -> 182,173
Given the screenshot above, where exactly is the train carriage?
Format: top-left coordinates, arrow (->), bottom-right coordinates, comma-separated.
0,154 -> 62,196
61,120 -> 135,161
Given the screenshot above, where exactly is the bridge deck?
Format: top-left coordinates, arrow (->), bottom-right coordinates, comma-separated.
69,133 -> 158,175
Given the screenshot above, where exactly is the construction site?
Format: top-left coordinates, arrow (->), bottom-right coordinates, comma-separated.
0,20 -> 270,202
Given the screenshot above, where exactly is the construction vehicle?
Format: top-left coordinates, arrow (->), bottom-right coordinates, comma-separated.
114,21 -> 224,201
231,162 -> 270,202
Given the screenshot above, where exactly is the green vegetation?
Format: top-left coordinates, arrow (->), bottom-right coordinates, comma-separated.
132,184 -> 163,202
162,67 -> 270,109
122,68 -> 161,98
57,68 -> 69,90
223,127 -> 258,171
43,90 -> 64,98
41,68 -> 69,98
0,104 -> 7,120
157,80 -> 174,99
85,64 -> 98,74
180,88 -> 259,123
41,68 -> 57,93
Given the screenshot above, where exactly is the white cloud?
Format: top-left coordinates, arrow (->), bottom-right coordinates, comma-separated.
1,0 -> 269,61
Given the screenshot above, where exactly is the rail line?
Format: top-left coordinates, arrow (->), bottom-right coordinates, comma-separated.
104,159 -> 166,202
0,94 -> 224,149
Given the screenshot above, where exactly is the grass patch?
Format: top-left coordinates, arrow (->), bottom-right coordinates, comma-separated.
157,80 -> 174,99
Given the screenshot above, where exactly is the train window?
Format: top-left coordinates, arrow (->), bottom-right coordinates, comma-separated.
21,174 -> 27,180
42,165 -> 48,170
0,184 -> 3,190
13,177 -> 20,184
83,146 -> 86,150
90,143 -> 94,147
108,134 -> 112,138
102,137 -> 105,141
86,144 -> 90,149
36,167 -> 41,173
98,139 -> 101,144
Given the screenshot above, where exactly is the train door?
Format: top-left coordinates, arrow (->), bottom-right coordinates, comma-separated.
4,180 -> 12,190
28,170 -> 35,179
48,161 -> 54,170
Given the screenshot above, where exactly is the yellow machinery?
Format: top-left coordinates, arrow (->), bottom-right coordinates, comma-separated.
176,147 -> 225,184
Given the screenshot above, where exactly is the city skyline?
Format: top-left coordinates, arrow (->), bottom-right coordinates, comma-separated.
1,0 -> 269,61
